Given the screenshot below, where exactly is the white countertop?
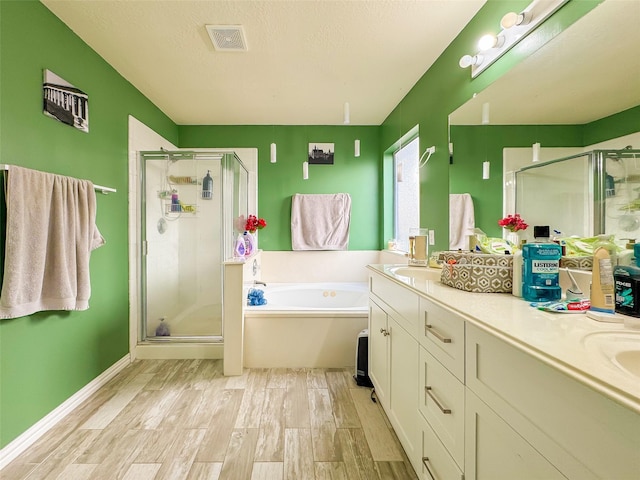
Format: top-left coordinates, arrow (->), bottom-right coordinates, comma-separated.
368,264 -> 640,414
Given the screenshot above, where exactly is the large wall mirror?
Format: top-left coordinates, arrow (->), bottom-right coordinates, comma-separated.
448,0 -> 640,246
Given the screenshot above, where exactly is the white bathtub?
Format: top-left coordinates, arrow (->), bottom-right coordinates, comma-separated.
243,282 -> 369,368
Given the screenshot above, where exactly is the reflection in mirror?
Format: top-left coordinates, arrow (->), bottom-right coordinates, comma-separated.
448,0 -> 640,245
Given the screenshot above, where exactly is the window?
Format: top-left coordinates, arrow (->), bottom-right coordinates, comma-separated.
394,137 -> 420,252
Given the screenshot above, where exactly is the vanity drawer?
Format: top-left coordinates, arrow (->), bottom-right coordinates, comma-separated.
419,297 -> 465,382
419,346 -> 465,469
369,272 -> 419,332
420,414 -> 464,480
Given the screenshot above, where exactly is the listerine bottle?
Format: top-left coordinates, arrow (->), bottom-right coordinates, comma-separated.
522,226 -> 562,302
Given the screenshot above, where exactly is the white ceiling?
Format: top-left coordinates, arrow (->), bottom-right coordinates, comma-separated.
450,0 -> 640,125
42,0 -> 486,126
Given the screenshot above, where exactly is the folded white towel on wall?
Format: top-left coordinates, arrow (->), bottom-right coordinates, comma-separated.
291,193 -> 351,250
449,193 -> 475,250
0,166 -> 105,319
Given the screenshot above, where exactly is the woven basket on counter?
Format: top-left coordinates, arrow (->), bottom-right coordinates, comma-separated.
439,252 -> 513,293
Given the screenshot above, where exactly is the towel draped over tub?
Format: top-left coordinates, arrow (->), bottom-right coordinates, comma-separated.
0,166 -> 105,319
291,193 -> 351,250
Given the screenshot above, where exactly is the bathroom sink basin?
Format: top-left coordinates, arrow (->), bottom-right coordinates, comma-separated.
582,331 -> 640,379
389,266 -> 441,281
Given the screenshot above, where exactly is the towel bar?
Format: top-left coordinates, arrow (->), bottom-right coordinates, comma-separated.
0,164 -> 116,194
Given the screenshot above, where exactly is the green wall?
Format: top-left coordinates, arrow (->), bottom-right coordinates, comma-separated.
179,125 -> 381,250
0,1 -> 177,448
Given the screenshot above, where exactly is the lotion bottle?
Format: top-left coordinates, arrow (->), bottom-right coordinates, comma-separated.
590,246 -> 615,313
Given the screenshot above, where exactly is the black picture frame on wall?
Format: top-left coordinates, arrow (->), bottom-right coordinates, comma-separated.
308,143 -> 334,165
43,69 -> 89,133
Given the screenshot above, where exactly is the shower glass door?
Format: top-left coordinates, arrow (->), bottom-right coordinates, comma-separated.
140,150 -> 248,342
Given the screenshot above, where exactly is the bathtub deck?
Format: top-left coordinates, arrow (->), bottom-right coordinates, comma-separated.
3,359 -> 418,480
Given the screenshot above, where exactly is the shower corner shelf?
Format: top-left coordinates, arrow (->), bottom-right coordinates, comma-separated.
168,175 -> 200,185
165,204 -> 198,214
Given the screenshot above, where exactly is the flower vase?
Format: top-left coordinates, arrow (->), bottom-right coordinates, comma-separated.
506,231 -> 520,249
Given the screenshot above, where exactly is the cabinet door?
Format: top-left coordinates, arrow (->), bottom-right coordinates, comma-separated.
369,299 -> 390,408
465,389 -> 567,480
389,315 -> 420,471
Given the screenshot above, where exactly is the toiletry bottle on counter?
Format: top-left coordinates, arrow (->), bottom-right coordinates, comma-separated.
522,226 -> 562,302
512,240 -> 525,298
591,246 -> 615,313
243,231 -> 253,256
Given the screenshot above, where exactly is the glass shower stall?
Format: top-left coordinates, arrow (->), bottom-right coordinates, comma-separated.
139,150 -> 248,342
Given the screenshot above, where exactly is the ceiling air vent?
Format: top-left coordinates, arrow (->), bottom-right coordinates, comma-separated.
206,25 -> 247,52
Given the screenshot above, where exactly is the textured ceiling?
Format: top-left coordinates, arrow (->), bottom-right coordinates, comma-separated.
450,0 -> 640,125
42,0 -> 486,125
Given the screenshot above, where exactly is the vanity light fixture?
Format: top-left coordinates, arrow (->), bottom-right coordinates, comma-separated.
482,161 -> 491,180
354,139 -> 360,157
270,142 -> 277,163
532,142 -> 541,162
303,161 -> 309,180
343,102 -> 350,125
459,0 -> 569,78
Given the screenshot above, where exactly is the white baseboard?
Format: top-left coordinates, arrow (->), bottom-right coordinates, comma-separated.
0,354 -> 131,471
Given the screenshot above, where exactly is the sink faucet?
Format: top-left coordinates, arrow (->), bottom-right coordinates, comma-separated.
254,280 -> 267,286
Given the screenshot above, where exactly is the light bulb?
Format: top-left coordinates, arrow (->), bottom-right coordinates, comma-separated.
270,143 -> 277,163
354,139 -> 360,157
459,54 -> 483,69
532,142 -> 541,162
303,161 -> 309,180
501,10 -> 532,29
478,34 -> 497,51
343,102 -> 350,124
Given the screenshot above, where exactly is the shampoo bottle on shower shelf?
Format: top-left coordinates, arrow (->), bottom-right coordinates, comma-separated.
171,190 -> 180,212
202,170 -> 213,199
522,226 -> 562,302
234,234 -> 246,258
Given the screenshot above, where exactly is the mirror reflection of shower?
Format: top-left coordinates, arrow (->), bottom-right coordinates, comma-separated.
139,150 -> 248,342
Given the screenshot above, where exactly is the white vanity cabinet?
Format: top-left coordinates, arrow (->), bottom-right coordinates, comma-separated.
466,323 -> 640,480
368,267 -> 640,480
368,273 -> 420,472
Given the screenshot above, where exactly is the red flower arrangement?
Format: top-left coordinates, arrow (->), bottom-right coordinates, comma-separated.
498,213 -> 528,232
245,215 -> 267,233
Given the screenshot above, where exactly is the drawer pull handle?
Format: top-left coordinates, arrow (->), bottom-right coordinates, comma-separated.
380,328 -> 390,336
425,323 -> 451,343
422,457 -> 437,480
426,386 -> 452,414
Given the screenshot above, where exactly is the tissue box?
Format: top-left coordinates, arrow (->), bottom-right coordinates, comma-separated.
439,252 -> 513,293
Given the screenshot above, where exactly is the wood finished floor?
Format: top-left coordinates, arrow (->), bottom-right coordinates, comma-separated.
2,359 -> 418,480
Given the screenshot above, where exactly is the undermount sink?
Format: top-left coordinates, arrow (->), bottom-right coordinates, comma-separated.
582,330 -> 640,379
388,266 -> 441,281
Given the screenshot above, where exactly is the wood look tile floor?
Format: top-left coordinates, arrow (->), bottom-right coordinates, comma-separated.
2,360 -> 418,480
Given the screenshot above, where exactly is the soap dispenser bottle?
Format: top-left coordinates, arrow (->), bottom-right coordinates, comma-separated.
522,226 -> 562,302
202,170 -> 213,200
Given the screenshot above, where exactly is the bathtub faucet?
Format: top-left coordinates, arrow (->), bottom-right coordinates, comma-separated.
253,280 -> 267,286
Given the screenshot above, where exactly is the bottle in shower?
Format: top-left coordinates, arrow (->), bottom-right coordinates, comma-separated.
202,170 -> 213,199
171,190 -> 180,212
